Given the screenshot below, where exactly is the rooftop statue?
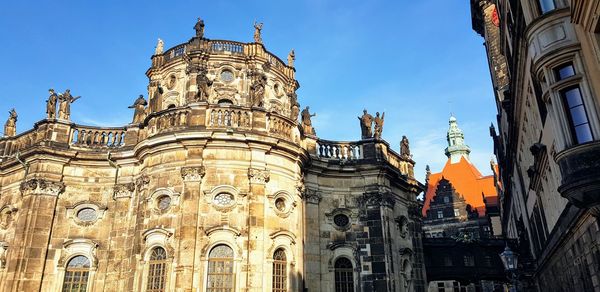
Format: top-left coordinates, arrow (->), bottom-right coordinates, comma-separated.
250,72 -> 267,107
155,38 -> 164,55
196,67 -> 213,101
128,95 -> 148,124
253,21 -> 263,44
58,89 -> 81,120
401,135 -> 411,158
373,112 -> 385,139
194,17 -> 205,38
287,49 -> 295,67
3,109 -> 17,137
358,109 -> 373,139
301,106 -> 316,135
46,89 -> 58,119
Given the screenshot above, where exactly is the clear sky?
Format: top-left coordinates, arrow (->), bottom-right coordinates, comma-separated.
0,0 -> 497,182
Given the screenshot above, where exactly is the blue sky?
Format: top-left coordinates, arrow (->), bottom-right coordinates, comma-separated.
0,0 -> 497,182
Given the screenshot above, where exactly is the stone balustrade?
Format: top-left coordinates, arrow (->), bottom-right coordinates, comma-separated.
70,126 -> 126,148
316,140 -> 363,160
147,107 -> 190,136
267,114 -> 294,140
207,106 -> 252,129
210,40 -> 244,54
0,129 -> 39,157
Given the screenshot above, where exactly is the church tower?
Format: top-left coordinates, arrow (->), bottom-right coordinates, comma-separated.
444,115 -> 471,163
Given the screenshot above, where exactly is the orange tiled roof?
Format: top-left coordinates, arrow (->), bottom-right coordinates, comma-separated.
422,157 -> 497,217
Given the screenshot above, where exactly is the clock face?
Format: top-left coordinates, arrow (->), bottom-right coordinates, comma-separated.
220,70 -> 234,83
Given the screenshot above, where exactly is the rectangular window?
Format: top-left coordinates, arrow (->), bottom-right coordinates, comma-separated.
454,209 -> 460,217
437,211 -> 443,219
561,87 -> 594,144
538,0 -> 556,14
443,196 -> 450,203
444,256 -> 453,266
555,63 -> 576,81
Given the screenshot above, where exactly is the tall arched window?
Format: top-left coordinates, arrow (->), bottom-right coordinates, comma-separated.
62,255 -> 91,292
334,257 -> 354,292
207,245 -> 234,292
147,247 -> 168,292
272,248 -> 288,292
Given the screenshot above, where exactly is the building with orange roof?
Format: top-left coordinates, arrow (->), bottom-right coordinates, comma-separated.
422,116 -> 500,239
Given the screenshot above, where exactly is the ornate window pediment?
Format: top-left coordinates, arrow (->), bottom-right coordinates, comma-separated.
325,208 -> 357,231
58,238 -> 99,268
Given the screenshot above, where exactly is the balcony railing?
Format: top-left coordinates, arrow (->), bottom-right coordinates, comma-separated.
147,107 -> 191,136
207,107 -> 252,129
316,140 -> 363,160
210,40 -> 244,55
267,114 -> 295,141
70,126 -> 127,148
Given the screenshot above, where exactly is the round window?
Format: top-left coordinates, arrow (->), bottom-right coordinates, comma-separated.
333,214 -> 350,228
275,197 -> 286,212
213,193 -> 234,207
157,196 -> 172,210
220,70 -> 234,83
77,208 -> 98,222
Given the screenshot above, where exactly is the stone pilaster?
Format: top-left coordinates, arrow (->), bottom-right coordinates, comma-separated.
246,167 -> 269,292
6,178 -> 64,291
176,166 -> 205,290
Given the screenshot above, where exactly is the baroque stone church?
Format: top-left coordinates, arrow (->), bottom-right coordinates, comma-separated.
0,19 -> 424,292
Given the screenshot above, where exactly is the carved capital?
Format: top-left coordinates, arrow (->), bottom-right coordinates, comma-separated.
135,174 -> 150,191
20,178 -> 65,197
248,168 -> 270,184
181,166 -> 206,182
305,189 -> 322,204
114,183 -> 135,199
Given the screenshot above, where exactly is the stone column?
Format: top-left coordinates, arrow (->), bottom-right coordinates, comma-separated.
7,178 -> 64,292
246,167 -> 269,292
177,166 -> 205,291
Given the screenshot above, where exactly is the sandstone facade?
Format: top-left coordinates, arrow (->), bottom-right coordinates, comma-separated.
0,22 -> 424,292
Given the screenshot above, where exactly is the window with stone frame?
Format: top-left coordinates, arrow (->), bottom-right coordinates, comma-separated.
146,247 -> 168,292
207,245 -> 234,292
62,255 -> 91,292
334,257 -> 355,292
537,0 -> 557,14
272,248 -> 288,292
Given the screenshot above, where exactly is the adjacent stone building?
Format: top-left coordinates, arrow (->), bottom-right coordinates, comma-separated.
0,19 -> 425,292
471,0 -> 600,290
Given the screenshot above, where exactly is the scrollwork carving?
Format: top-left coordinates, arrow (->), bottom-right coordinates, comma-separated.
304,189 -> 322,204
181,166 -> 206,182
248,168 -> 270,184
20,178 -> 65,197
136,174 -> 150,191
114,183 -> 135,199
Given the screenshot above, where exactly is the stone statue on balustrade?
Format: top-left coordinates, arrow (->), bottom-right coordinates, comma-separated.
196,67 -> 213,101
194,17 -> 205,38
249,72 -> 267,107
287,49 -> 295,67
46,89 -> 58,119
373,112 -> 385,139
128,95 -> 148,124
401,135 -> 411,158
58,89 -> 80,120
3,109 -> 17,137
253,21 -> 263,44
155,38 -> 164,55
358,109 -> 373,139
301,106 -> 316,136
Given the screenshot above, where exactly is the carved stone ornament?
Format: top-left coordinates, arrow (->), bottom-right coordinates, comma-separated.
181,166 -> 206,182
248,168 -> 270,184
114,183 -> 135,199
395,216 -> 409,238
20,178 -> 65,197
358,192 -> 395,208
304,189 -> 322,204
136,174 -> 150,191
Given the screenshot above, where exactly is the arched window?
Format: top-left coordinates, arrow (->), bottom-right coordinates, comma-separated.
62,255 -> 91,292
207,245 -> 234,292
147,247 -> 168,292
334,257 -> 354,292
272,248 -> 288,292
